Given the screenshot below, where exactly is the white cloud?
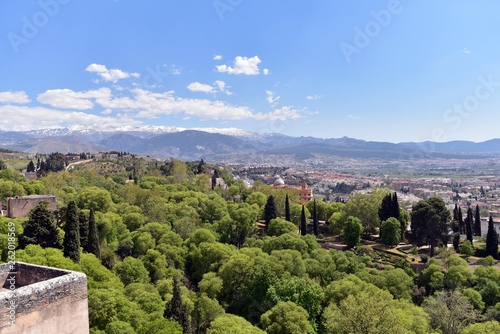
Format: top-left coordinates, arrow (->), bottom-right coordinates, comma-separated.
266,90 -> 280,106
85,63 -> 140,83
0,105 -> 141,131
306,94 -> 323,100
462,48 -> 471,54
21,80 -> 305,128
255,106 -> 304,121
348,114 -> 360,119
37,88 -> 111,110
90,88 -> 303,122
187,81 -> 232,95
263,69 -> 269,75
213,55 -> 223,60
171,66 -> 182,75
216,56 -> 262,75
95,90 -> 138,109
187,82 -> 216,93
130,89 -> 254,120
214,80 -> 232,95
0,91 -> 30,104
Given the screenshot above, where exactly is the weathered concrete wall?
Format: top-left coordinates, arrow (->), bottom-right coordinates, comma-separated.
6,195 -> 56,218
0,262 -> 89,334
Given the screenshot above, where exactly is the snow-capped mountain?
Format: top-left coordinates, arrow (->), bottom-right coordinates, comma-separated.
1,124 -> 498,159
21,124 -> 264,140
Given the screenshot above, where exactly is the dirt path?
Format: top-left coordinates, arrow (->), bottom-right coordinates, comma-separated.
65,159 -> 93,171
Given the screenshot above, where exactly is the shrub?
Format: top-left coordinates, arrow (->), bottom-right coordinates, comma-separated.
410,246 -> 418,256
478,255 -> 496,267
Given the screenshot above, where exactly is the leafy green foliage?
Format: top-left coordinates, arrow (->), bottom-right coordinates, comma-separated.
266,276 -> 324,330
344,189 -> 387,235
267,218 -> 297,237
325,289 -> 412,334
261,301 -> 312,334
343,216 -> 363,247
6,160 -> 500,333
138,319 -> 183,334
462,321 -> 500,334
114,256 -> 150,286
77,186 -> 113,213
410,197 -> 450,257
19,201 -> 62,249
208,314 -> 265,334
423,291 -> 478,334
461,240 -> 475,259
380,217 -> 401,246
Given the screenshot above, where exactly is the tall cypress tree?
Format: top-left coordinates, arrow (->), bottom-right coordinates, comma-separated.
264,195 -> 277,227
19,201 -> 62,249
458,207 -> 464,235
486,216 -> 498,258
79,211 -> 89,250
164,276 -> 191,334
285,194 -> 291,222
63,201 -> 80,263
453,203 -> 458,222
26,160 -> 35,172
466,208 -> 473,244
300,205 -> 307,236
378,193 -> 392,223
474,204 -> 481,236
313,199 -> 318,236
452,232 -> 460,252
211,173 -> 217,190
197,158 -> 205,174
390,192 -> 400,221
87,208 -> 101,259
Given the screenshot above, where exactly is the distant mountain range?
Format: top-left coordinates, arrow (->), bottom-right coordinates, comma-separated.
0,124 -> 498,160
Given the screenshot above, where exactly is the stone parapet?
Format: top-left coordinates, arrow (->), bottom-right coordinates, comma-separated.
0,262 -> 89,334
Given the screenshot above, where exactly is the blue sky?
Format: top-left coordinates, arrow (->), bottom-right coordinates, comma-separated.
1,0 -> 500,143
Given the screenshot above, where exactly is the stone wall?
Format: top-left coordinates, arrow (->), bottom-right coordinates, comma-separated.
1,262 -> 67,289
0,262 -> 89,334
6,196 -> 56,218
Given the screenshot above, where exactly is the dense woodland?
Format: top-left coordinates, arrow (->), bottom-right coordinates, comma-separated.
1,155 -> 500,333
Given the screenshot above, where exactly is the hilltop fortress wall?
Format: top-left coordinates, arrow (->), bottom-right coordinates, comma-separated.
6,195 -> 56,218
